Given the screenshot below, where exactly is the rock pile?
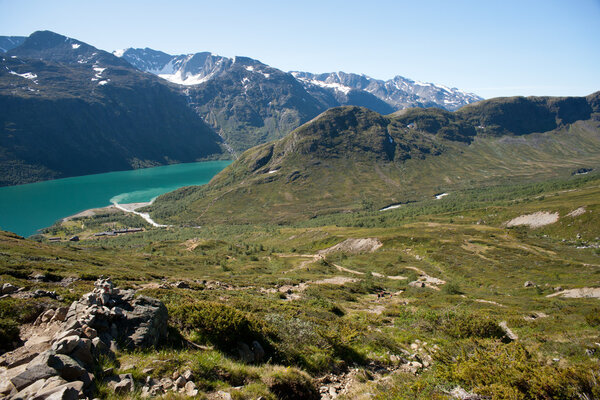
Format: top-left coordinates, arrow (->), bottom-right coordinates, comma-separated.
0,278 -> 168,399
134,368 -> 199,397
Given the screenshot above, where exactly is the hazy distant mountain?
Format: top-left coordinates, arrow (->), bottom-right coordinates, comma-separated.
119,48 -> 329,152
0,31 -> 224,186
0,36 -> 26,53
117,47 -> 483,152
291,71 -> 482,111
117,47 -> 232,86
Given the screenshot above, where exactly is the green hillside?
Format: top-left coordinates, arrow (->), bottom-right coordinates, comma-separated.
147,93 -> 600,225
3,173 -> 600,399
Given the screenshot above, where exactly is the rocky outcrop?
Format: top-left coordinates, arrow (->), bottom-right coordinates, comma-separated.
0,278 -> 168,399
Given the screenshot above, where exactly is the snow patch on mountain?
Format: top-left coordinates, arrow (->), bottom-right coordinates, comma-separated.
296,76 -> 352,95
158,70 -> 213,86
9,71 -> 37,80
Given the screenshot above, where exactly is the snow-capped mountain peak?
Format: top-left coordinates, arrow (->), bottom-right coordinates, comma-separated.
120,47 -> 482,112
292,71 -> 482,111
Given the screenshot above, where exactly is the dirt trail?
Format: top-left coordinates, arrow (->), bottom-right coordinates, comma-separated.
279,254 -> 322,274
264,276 -> 359,301
474,299 -> 506,307
279,254 -> 407,281
567,207 -> 586,217
279,238 -> 406,280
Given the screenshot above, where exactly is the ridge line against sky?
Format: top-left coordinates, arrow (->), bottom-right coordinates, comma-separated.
1,0 -> 599,99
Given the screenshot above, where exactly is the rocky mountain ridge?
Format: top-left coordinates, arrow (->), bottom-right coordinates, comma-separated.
0,36 -> 26,53
117,46 -> 483,152
291,71 -> 482,111
0,31 -> 224,186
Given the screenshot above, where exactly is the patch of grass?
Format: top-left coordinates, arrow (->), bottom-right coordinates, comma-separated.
262,366 -> 319,400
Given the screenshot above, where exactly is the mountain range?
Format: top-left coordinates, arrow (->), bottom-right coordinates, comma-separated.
0,31 -> 484,186
1,29 -> 600,400
118,47 -> 483,152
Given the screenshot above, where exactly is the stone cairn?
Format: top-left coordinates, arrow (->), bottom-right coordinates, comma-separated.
0,278 -> 168,399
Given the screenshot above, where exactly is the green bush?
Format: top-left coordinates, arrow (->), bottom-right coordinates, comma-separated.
0,297 -> 49,323
437,340 -> 600,400
262,366 -> 319,400
440,312 -> 505,340
584,308 -> 600,326
0,318 -> 20,352
442,282 -> 463,295
170,301 -> 270,349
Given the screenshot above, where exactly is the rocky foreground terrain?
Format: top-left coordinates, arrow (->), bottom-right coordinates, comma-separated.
1,278 -> 170,399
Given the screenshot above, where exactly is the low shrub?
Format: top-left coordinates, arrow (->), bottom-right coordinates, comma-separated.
440,312 -> 505,340
437,340 -> 600,400
0,318 -> 20,352
442,282 -> 463,295
170,301 -> 271,350
0,297 -> 49,323
584,308 -> 600,327
262,366 -> 319,400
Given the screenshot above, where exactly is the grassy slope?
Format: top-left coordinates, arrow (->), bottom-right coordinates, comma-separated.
3,174 -> 600,398
147,107 -> 600,225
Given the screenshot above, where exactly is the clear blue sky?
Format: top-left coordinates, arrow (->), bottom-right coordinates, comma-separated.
1,0 -> 599,99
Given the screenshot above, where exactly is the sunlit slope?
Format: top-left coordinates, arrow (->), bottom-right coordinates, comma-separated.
148,93 -> 600,225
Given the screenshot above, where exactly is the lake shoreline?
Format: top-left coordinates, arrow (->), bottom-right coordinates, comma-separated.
0,160 -> 231,237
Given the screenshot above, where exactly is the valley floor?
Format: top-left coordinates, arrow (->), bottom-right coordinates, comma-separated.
2,174 -> 600,399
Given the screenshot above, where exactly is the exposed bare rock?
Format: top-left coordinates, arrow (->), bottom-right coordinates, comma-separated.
318,238 -> 383,255
173,281 -> 190,289
547,287 -> 600,298
185,380 -> 198,396
31,380 -> 83,400
0,278 -> 168,399
506,211 -> 559,228
499,321 -> 519,340
1,283 -> 19,295
108,373 -> 135,394
567,207 -> 586,217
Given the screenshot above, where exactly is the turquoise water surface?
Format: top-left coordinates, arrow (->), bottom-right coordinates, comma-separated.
0,161 -> 231,237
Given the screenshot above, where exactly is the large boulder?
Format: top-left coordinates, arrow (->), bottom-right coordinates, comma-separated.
10,363 -> 58,391
63,279 -> 168,350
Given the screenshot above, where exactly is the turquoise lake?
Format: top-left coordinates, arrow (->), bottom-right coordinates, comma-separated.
0,160 -> 231,237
